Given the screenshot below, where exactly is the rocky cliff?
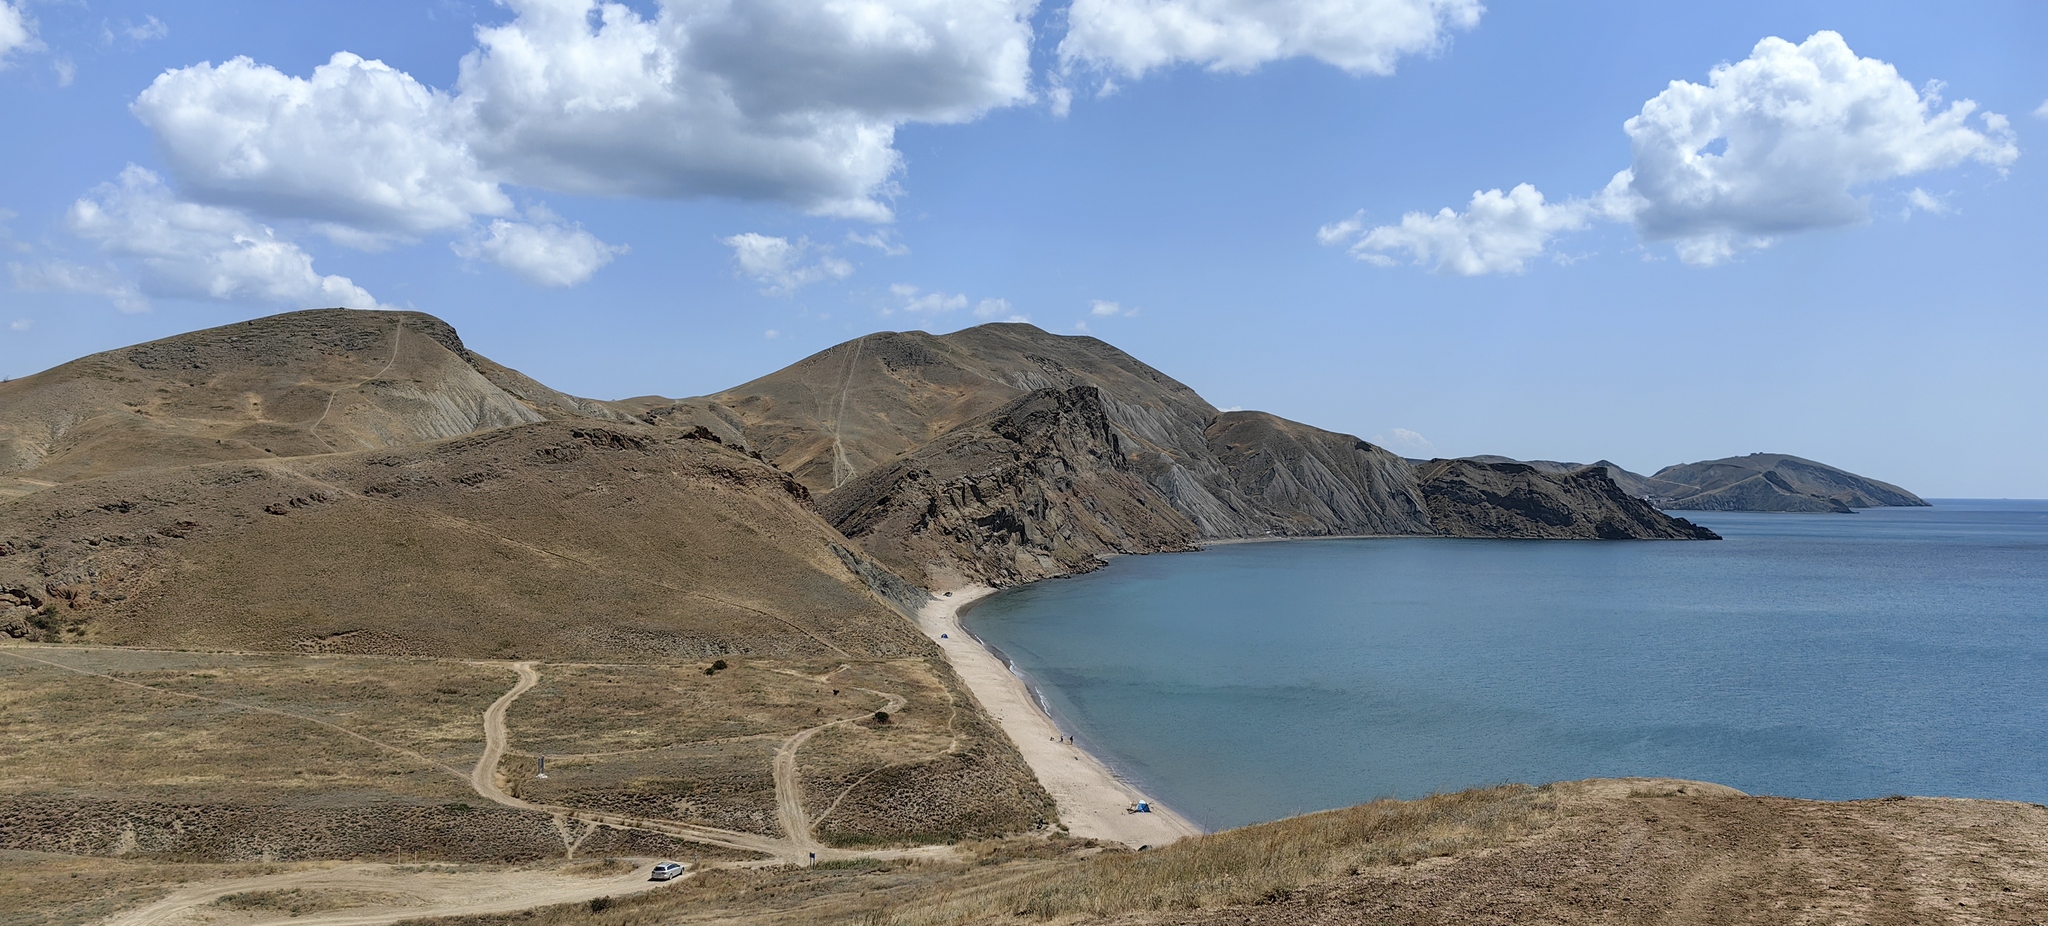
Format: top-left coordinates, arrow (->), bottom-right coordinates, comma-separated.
1415,459 -> 1721,540
668,324 -> 1703,566
821,386 -> 1200,589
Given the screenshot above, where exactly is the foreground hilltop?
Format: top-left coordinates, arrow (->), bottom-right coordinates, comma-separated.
0,309 -> 623,500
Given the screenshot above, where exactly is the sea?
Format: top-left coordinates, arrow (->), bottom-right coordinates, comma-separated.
961,499 -> 2048,831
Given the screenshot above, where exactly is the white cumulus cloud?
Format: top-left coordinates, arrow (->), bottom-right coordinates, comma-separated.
457,0 -> 1035,221
1329,31 -> 2019,273
453,209 -> 625,287
974,297 -> 1028,321
1059,0 -> 1481,78
11,261 -> 148,313
722,233 -> 852,295
1904,187 -> 1951,217
1372,428 -> 1436,456
2033,100 -> 2048,120
1329,184 -> 1595,275
107,0 -> 1036,292
0,2 -> 37,62
48,166 -> 378,311
889,283 -> 968,314
1606,31 -> 2016,264
133,52 -> 510,236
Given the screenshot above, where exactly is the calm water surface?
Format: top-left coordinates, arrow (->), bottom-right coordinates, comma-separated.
963,500 -> 2048,830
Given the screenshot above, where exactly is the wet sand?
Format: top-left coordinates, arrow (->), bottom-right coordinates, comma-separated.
917,587 -> 1201,848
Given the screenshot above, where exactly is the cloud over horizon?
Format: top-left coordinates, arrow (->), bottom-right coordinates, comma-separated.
1326,31 -> 2020,272
27,166 -> 380,312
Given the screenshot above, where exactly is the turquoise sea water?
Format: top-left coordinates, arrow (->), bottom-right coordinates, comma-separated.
962,500 -> 2048,831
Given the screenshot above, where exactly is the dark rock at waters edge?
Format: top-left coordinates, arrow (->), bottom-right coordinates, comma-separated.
1416,459 -> 1721,541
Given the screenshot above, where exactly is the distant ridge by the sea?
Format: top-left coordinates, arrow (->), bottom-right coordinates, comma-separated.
1453,452 -> 1926,514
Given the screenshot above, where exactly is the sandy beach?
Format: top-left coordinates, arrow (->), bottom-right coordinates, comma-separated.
918,587 -> 1202,848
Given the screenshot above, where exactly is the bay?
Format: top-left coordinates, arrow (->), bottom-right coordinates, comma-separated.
962,500 -> 2048,831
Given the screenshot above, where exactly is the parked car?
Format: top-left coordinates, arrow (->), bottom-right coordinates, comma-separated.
649,861 -> 685,881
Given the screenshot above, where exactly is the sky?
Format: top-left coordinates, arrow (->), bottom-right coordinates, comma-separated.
0,1 -> 2043,497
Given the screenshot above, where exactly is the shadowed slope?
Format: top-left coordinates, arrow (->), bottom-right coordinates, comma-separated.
693,323 -> 1435,541
821,387 -> 1201,589
1649,453 -> 1929,512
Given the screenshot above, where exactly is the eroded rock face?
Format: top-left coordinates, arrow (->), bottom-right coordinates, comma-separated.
821,387 -> 1201,589
1416,459 -> 1720,541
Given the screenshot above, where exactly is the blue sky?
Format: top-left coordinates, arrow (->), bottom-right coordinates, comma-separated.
1,1 -> 2043,497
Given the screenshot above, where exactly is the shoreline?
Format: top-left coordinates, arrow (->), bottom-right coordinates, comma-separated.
917,587 -> 1202,848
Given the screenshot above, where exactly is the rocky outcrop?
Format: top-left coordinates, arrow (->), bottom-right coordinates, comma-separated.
1416,459 -> 1721,540
1645,454 -> 1928,512
821,387 -> 1201,589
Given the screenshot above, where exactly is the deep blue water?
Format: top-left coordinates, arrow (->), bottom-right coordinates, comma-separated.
963,500 -> 2048,831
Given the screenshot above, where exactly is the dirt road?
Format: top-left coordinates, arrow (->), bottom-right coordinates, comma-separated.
466,662 -> 795,859
100,860 -> 674,926
771,684 -> 909,859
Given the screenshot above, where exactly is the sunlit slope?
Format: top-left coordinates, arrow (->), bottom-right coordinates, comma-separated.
0,308 -> 618,500
0,421 -> 921,661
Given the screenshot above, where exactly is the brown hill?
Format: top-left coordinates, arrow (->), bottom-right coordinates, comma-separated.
0,420 -> 921,661
671,324 -> 1438,540
691,324 -> 1217,496
679,323 -> 1720,585
1648,453 -> 1930,513
0,309 -> 619,500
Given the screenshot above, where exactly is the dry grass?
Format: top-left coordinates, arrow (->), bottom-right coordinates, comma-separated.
0,851 -> 282,926
0,647 -> 699,863
0,647 -> 501,802
504,661 -> 876,756
887,784 -> 1554,923
402,785 -> 1556,926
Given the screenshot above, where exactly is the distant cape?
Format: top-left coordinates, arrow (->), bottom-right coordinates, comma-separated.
1459,453 -> 1928,514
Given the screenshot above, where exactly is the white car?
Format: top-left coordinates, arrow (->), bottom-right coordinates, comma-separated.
649,861 -> 685,881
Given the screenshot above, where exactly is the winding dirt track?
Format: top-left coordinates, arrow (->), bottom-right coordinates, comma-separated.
467,662 -> 794,859
772,685 -> 909,859
50,653 -> 955,926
